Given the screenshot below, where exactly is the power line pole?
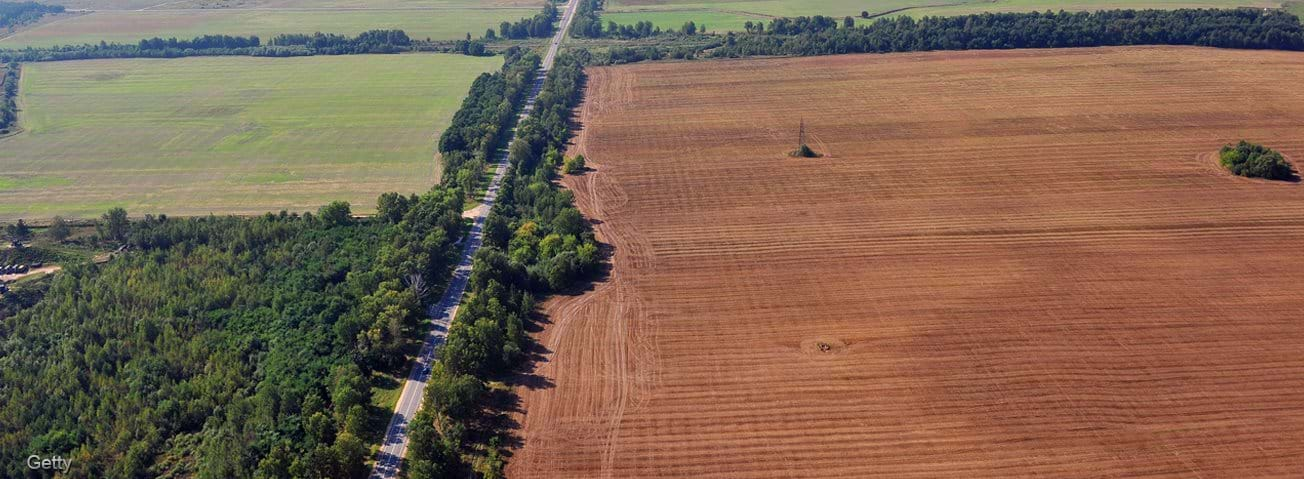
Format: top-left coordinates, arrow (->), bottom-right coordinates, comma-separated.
798,118 -> 806,149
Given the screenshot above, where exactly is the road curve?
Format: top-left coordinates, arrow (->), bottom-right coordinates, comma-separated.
368,2 -> 580,478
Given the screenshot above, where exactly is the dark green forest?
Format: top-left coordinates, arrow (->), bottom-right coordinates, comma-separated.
407,51 -> 598,478
0,189 -> 465,478
713,9 -> 1304,57
0,1 -> 61,31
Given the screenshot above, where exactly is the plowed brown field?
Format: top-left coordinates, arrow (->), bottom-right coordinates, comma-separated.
509,46 -> 1304,478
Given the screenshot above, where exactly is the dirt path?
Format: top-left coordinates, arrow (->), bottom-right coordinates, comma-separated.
862,1 -> 974,19
0,265 -> 62,282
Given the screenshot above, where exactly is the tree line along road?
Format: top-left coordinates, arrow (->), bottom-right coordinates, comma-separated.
368,0 -> 581,477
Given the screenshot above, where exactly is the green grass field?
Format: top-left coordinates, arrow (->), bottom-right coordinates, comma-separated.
0,7 -> 537,48
604,0 -> 1285,32
0,54 -> 499,221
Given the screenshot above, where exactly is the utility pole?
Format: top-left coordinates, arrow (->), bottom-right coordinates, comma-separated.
798,118 -> 806,150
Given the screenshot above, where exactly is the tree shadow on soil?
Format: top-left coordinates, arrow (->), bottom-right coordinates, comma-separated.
481,238 -> 614,454
471,388 -> 526,451
482,77 -> 607,460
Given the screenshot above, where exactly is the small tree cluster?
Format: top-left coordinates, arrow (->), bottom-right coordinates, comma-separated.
563,154 -> 586,174
1220,140 -> 1293,180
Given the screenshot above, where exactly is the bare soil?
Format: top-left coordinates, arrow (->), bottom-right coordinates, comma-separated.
509,46 -> 1304,478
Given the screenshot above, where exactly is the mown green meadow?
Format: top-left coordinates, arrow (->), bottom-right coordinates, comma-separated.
0,54 -> 499,221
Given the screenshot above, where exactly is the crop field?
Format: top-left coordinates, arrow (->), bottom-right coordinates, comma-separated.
0,54 -> 498,221
509,46 -> 1304,477
602,0 -> 1283,31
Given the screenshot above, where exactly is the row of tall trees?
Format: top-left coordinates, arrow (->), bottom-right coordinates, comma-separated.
0,29 -> 415,62
0,62 -> 17,132
569,0 -> 605,38
570,0 -> 706,39
268,29 -> 411,54
713,9 -> 1304,57
0,189 -> 466,478
497,1 -> 558,40
138,34 -> 261,51
407,51 -> 599,478
438,48 -> 539,200
573,42 -> 716,65
0,0 -> 62,31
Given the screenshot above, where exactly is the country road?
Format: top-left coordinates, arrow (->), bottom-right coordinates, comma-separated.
368,1 -> 579,477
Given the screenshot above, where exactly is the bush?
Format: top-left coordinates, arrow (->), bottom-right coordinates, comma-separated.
1219,140 -> 1294,180
563,154 -> 586,174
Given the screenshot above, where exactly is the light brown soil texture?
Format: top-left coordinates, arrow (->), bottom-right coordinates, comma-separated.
508,46 -> 1304,478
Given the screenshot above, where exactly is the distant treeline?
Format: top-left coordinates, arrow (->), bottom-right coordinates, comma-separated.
450,38 -> 490,56
138,34 -> 261,50
712,9 -> 1304,57
0,62 -> 17,132
438,47 -> 539,199
407,51 -> 600,479
0,29 -> 418,62
570,0 -> 707,39
587,18 -> 706,39
577,42 -> 719,64
268,29 -> 411,54
0,0 -> 62,31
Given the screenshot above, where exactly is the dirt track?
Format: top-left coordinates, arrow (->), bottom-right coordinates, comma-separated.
509,46 -> 1304,478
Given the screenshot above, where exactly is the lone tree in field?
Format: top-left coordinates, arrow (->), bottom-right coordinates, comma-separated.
1219,140 -> 1294,181
47,216 -> 71,242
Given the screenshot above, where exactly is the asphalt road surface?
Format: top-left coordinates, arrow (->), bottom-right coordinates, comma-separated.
368,2 -> 579,477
